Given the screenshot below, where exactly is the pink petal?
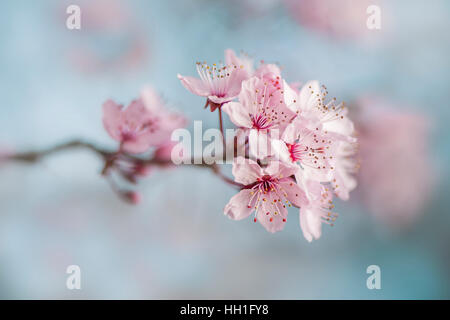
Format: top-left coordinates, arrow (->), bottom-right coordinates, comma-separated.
123,99 -> 150,121
224,189 -> 254,220
208,94 -> 238,104
278,178 -> 309,208
323,116 -> 355,137
177,74 -> 210,97
299,206 -> 322,242
154,141 -> 177,161
283,80 -> 299,112
270,139 -> 292,163
222,102 -> 253,128
232,157 -> 262,185
255,63 -> 281,79
237,77 -> 260,112
248,129 -> 273,160
140,86 -> 164,112
102,99 -> 124,141
225,49 -> 253,76
257,192 -> 288,233
264,160 -> 298,179
122,132 -> 152,154
298,80 -> 321,111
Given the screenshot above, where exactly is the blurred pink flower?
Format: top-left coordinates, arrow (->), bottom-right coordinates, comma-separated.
154,141 -> 178,162
103,98 -> 158,153
103,87 -> 186,154
62,0 -> 150,74
177,49 -> 251,109
355,97 -> 434,226
225,157 -> 308,233
284,0 -> 381,40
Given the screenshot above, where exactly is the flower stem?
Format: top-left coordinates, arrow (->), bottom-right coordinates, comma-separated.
218,106 -> 226,159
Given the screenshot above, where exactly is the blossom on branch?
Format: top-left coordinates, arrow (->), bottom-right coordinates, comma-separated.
178,49 -> 360,241
103,86 -> 186,153
177,49 -> 251,111
225,157 -> 308,233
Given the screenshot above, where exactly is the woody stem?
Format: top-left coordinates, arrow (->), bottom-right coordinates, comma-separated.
2,139 -> 241,188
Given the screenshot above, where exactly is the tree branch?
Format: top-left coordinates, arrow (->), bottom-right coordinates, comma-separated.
2,139 -> 241,189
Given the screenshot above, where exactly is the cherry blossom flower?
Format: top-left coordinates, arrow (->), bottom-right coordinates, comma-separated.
224,157 -> 308,233
282,80 -> 358,199
103,86 -> 185,154
177,49 -> 251,110
273,116 -> 338,182
284,80 -> 355,140
140,86 -> 187,143
222,76 -> 295,159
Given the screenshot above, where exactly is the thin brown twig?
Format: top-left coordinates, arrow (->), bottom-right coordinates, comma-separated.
2,139 -> 242,189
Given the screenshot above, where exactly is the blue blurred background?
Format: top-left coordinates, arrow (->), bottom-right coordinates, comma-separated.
0,0 -> 449,299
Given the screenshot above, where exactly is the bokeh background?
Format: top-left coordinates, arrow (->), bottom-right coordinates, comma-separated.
0,0 -> 449,299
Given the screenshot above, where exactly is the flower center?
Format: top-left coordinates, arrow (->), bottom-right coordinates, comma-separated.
287,143 -> 308,162
257,175 -> 276,192
251,113 -> 272,130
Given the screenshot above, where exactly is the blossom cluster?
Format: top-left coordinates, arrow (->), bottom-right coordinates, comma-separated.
178,50 -> 358,241
102,86 -> 186,203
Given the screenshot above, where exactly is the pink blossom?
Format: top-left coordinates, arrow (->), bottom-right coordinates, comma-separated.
273,117 -> 338,182
355,98 -> 434,226
254,62 -> 281,80
103,87 -> 186,154
224,157 -> 308,233
177,49 -> 251,108
283,0 -> 378,40
140,86 -> 187,142
63,0 -> 149,74
222,76 -> 295,159
154,141 -> 178,162
123,191 -> 141,205
281,80 -> 358,200
284,80 -> 355,140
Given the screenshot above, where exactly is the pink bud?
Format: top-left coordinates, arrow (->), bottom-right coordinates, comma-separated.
124,191 -> 141,205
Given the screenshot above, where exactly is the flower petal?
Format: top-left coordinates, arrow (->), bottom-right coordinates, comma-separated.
278,178 -> 309,208
283,80 -> 299,107
140,86 -> 163,112
232,157 -> 262,185
257,191 -> 288,233
102,99 -> 124,141
299,206 -> 323,242
270,139 -> 292,163
177,74 -> 210,97
224,189 -> 254,220
264,160 -> 298,179
298,80 -> 321,111
222,102 -> 253,128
